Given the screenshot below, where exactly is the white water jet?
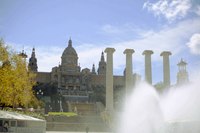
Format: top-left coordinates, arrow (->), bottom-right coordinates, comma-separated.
118,80 -> 200,133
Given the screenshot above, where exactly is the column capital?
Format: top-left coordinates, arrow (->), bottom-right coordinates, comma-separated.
123,49 -> 135,54
160,51 -> 172,56
105,48 -> 115,54
142,50 -> 153,55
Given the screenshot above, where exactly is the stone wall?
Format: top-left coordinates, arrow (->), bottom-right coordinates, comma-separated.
36,72 -> 51,83
46,114 -> 110,131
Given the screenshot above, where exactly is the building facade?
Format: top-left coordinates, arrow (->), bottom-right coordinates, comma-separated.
28,38 -> 190,112
30,39 -> 141,111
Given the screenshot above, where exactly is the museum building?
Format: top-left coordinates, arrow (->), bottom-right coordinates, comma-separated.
28,39 -> 140,107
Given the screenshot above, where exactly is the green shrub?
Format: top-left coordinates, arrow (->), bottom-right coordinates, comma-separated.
48,112 -> 78,117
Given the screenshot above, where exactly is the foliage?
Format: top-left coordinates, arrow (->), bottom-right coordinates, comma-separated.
20,110 -> 45,119
0,39 -> 37,108
154,81 -> 165,93
154,81 -> 164,89
90,85 -> 105,105
28,96 -> 44,108
48,112 -> 78,117
0,39 -> 9,64
33,82 -> 58,97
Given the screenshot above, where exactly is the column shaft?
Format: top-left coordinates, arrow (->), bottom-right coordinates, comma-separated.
143,50 -> 153,84
161,51 -> 171,87
105,48 -> 115,113
124,49 -> 134,96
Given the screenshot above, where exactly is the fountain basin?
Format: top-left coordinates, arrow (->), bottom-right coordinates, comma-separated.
165,120 -> 200,133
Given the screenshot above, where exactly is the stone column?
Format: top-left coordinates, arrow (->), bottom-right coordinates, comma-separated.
123,49 -> 134,96
104,48 -> 115,113
142,50 -> 154,84
160,51 -> 172,88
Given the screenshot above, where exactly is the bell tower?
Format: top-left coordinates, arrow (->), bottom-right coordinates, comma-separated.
98,52 -> 106,75
177,59 -> 189,85
28,48 -> 38,72
92,64 -> 96,75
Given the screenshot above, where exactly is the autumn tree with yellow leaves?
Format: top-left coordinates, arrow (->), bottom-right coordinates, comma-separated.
0,39 -> 37,108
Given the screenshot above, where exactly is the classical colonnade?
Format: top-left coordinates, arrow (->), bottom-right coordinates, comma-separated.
104,48 -> 171,112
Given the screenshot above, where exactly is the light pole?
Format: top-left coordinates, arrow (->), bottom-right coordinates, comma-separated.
36,89 -> 43,99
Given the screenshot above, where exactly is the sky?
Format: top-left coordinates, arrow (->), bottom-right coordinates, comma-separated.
0,0 -> 200,85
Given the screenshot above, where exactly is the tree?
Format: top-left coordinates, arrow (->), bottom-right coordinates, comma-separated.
0,39 -> 37,108
91,85 -> 105,105
0,39 -> 9,64
154,82 -> 165,93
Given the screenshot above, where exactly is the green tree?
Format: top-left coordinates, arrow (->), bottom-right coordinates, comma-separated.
0,39 -> 37,108
154,82 -> 165,93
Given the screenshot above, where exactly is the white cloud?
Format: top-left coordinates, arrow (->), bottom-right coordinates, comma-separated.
116,18 -> 199,59
195,6 -> 200,16
76,18 -> 200,75
36,46 -> 63,72
5,43 -> 63,72
143,0 -> 191,22
187,33 -> 200,55
6,18 -> 200,76
101,24 -> 121,34
100,23 -> 139,36
76,44 -> 105,69
190,63 -> 200,82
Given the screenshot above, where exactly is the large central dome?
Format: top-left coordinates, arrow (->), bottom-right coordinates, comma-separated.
62,39 -> 77,57
61,38 -> 79,72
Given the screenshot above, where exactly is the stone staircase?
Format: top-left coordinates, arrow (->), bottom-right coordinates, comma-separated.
70,102 -> 97,115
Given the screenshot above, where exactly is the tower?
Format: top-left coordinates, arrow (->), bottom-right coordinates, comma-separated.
98,52 -> 106,75
177,59 -> 189,85
18,49 -> 27,59
28,48 -> 38,72
92,64 -> 96,75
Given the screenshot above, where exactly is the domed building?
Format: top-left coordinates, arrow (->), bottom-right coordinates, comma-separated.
61,38 -> 80,73
29,38 -> 139,112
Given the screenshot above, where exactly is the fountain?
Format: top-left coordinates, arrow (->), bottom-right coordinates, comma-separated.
103,47 -> 200,133
117,81 -> 200,133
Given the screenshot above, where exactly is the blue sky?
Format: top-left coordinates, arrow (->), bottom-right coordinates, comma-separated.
0,0 -> 200,85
